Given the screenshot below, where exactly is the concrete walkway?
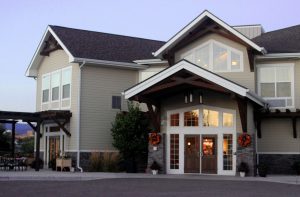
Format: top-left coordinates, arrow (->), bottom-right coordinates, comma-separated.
0,170 -> 299,185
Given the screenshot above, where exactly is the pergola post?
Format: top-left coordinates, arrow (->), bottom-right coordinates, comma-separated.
11,122 -> 16,158
35,121 -> 41,171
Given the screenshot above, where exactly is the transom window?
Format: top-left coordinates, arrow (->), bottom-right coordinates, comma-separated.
257,64 -> 294,108
184,110 -> 199,126
170,113 -> 180,126
203,109 -> 219,127
223,113 -> 233,127
181,40 -> 243,72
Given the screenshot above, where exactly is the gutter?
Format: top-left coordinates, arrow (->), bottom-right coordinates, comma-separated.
73,57 -> 148,70
256,53 -> 300,60
76,61 -> 86,173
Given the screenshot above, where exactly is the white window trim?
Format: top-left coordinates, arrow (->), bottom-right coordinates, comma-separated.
40,66 -> 72,111
180,39 -> 244,73
61,66 -> 72,109
257,63 -> 295,109
41,73 -> 51,104
166,105 -> 237,176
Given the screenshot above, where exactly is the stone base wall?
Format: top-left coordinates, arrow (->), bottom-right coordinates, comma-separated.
259,154 -> 300,174
80,152 -> 91,171
147,133 -> 166,174
79,152 -> 119,172
236,134 -> 256,176
65,152 -> 78,168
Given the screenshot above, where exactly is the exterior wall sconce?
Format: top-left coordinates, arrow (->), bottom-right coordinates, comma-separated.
199,92 -> 203,104
184,92 -> 193,103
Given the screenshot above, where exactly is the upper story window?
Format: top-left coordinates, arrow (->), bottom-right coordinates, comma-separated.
62,68 -> 71,99
184,110 -> 199,126
257,64 -> 294,108
203,109 -> 219,127
51,71 -> 60,101
42,75 -> 50,103
112,96 -> 121,109
41,66 -> 72,106
181,40 -> 243,72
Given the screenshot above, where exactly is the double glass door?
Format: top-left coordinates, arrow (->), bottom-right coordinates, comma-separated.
184,134 -> 217,174
48,136 -> 60,167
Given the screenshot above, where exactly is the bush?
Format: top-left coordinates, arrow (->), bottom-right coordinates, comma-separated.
238,162 -> 249,173
89,152 -> 120,172
258,163 -> 268,177
111,102 -> 150,172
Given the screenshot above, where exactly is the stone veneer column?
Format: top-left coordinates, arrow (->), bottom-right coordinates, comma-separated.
147,133 -> 166,174
236,133 -> 256,176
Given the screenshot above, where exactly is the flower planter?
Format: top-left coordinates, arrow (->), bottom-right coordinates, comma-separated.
152,170 -> 158,175
240,172 -> 246,177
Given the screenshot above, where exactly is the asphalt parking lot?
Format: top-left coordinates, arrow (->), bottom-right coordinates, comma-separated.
1,178 -> 300,197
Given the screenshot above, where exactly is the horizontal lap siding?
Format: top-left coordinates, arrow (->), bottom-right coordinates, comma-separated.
257,119 -> 300,152
80,65 -> 138,151
36,50 -> 80,151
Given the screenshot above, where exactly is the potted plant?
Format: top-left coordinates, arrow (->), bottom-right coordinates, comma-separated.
238,162 -> 249,177
257,163 -> 268,177
150,161 -> 160,175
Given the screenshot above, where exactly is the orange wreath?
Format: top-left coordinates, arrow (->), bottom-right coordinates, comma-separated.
238,133 -> 251,147
149,132 -> 161,145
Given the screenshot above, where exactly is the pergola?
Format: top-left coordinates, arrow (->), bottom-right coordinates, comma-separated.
0,110 -> 72,171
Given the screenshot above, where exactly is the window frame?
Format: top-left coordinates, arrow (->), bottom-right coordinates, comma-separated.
257,63 -> 295,109
180,39 -> 244,73
41,73 -> 51,104
112,95 -> 122,110
61,67 -> 72,101
51,70 -> 61,102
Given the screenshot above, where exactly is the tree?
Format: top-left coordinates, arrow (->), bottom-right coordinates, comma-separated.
0,124 -> 10,153
111,102 -> 150,172
18,137 -> 34,156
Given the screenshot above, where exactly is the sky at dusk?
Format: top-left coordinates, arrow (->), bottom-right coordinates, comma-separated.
0,0 -> 299,112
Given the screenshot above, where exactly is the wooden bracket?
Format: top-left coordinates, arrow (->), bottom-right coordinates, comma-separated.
292,118 -> 297,138
236,95 -> 247,133
146,103 -> 161,132
52,119 -> 71,137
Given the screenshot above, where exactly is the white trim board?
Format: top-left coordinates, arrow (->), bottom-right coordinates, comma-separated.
153,10 -> 266,58
124,60 -> 265,106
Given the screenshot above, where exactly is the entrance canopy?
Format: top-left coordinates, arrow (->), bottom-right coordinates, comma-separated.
123,60 -> 266,133
124,60 -> 265,106
0,110 -> 72,171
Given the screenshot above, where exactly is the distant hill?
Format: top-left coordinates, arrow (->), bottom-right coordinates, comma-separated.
4,123 -> 34,135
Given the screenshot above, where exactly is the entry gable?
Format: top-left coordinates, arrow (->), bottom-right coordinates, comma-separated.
123,60 -> 265,106
153,10 -> 266,60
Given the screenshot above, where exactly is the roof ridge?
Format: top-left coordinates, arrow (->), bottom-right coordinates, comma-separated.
260,24 -> 300,35
49,25 -> 166,43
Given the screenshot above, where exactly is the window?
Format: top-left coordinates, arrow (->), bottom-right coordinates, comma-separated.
42,75 -> 50,103
62,68 -> 71,99
181,40 -> 243,72
184,110 -> 199,126
170,113 -> 179,126
223,134 -> 233,170
51,72 -> 60,101
112,96 -> 121,109
258,64 -> 294,108
170,134 -> 179,169
223,113 -> 233,127
203,109 -> 219,127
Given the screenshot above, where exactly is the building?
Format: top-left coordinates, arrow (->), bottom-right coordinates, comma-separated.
26,10 -> 300,175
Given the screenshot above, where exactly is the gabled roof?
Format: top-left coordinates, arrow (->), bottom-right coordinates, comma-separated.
26,26 -> 165,77
252,25 -> 300,53
50,25 -> 165,63
124,60 -> 265,106
153,10 -> 266,58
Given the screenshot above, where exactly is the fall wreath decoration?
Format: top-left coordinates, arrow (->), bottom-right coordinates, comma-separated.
149,132 -> 161,145
238,133 -> 251,147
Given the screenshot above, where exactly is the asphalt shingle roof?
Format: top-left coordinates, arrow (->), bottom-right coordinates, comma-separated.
50,25 -> 165,63
252,25 -> 300,53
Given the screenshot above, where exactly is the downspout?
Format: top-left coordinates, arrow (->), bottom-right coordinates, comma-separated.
77,61 -> 86,172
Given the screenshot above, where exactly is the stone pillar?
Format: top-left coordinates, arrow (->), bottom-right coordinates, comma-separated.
236,133 -> 256,176
147,133 -> 166,174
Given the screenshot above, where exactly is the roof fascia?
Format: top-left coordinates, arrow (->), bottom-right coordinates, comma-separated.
256,53 -> 300,60
25,26 -> 75,77
124,60 -> 264,106
153,10 -> 266,58
133,59 -> 168,65
73,57 -> 148,70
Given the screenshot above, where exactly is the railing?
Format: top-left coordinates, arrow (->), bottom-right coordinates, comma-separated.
0,156 -> 28,171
